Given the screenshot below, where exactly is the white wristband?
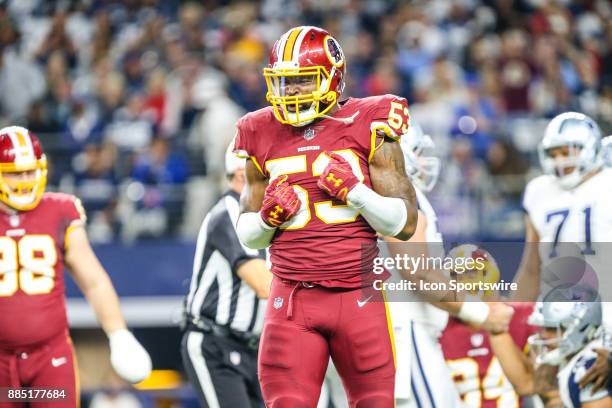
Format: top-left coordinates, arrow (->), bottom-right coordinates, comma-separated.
347,183 -> 408,237
458,301 -> 490,325
236,212 -> 276,249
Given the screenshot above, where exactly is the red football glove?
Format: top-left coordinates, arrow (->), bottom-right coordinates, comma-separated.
317,152 -> 360,202
260,175 -> 301,227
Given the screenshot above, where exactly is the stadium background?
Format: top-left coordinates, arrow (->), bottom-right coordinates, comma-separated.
0,0 -> 610,406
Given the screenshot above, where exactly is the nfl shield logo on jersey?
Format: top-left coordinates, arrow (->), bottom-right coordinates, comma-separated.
303,127 -> 316,141
273,297 -> 283,309
9,215 -> 19,227
470,333 -> 484,347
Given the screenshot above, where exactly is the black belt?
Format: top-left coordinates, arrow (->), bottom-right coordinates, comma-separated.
186,317 -> 260,350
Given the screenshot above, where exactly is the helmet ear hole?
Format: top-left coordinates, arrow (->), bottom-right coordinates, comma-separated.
324,92 -> 335,103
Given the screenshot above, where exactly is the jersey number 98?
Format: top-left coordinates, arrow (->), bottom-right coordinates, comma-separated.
0,235 -> 57,296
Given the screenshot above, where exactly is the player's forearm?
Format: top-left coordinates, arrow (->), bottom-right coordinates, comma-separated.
383,235 -> 458,303
348,183 -> 413,237
489,333 -> 535,395
236,212 -> 276,249
512,254 -> 540,301
65,227 -> 127,334
383,234 -> 495,326
534,363 -> 562,404
237,259 -> 273,299
367,141 -> 418,240
431,301 -> 462,315
511,217 -> 541,301
583,397 -> 612,408
396,199 -> 418,240
80,274 -> 127,334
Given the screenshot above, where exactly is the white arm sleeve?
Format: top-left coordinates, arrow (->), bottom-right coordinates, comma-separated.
347,183 -> 408,237
458,301 -> 490,325
236,212 -> 276,249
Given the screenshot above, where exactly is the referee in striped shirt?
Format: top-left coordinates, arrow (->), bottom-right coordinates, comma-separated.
182,141 -> 272,408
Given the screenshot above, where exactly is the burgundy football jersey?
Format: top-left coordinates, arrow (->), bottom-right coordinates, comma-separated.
440,303 -> 536,408
0,193 -> 86,348
235,95 -> 409,287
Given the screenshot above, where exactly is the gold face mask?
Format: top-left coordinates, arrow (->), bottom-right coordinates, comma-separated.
263,65 -> 338,127
0,158 -> 47,211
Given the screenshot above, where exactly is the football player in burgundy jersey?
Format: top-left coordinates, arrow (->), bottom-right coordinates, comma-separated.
439,245 -> 536,408
234,26 -> 419,407
0,126 -> 151,407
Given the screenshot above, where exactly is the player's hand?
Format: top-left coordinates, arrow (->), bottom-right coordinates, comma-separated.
578,348 -> 611,393
260,175 -> 300,227
482,303 -> 514,334
109,329 -> 152,383
317,152 -> 360,202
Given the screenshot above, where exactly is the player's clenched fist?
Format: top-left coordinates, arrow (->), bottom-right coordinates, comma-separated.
260,175 -> 301,227
482,302 -> 515,334
317,152 -> 360,202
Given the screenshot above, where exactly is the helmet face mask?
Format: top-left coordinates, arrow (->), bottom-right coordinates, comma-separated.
0,126 -> 47,211
0,168 -> 46,209
225,136 -> 245,177
401,120 -> 440,192
264,28 -> 346,127
541,144 -> 586,189
405,139 -> 440,192
527,292 -> 602,366
527,326 -> 567,366
539,112 -> 602,189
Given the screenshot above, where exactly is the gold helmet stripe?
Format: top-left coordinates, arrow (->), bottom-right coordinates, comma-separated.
5,127 -> 35,166
14,130 -> 27,148
283,27 -> 303,61
15,130 -> 31,159
291,26 -> 313,62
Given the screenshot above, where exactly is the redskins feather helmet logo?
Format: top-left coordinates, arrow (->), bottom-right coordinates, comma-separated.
324,36 -> 344,67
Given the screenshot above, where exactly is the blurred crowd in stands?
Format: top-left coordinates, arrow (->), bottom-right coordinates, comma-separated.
0,0 -> 610,242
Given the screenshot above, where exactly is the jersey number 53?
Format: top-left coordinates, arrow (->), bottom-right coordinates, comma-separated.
266,149 -> 365,229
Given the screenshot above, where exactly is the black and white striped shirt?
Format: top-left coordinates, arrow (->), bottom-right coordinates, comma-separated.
184,190 -> 266,334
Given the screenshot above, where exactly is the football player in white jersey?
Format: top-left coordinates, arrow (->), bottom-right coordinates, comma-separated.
384,119 -> 461,408
384,119 -> 514,408
322,118 -> 514,408
513,112 -> 612,321
490,285 -> 611,407
603,136 -> 611,167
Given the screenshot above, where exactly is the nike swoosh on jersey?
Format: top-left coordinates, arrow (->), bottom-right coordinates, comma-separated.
357,296 -> 373,308
51,357 -> 67,367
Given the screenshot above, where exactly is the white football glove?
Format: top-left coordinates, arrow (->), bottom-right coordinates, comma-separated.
109,329 -> 152,383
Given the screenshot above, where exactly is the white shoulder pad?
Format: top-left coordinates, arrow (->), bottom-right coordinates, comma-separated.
522,175 -> 556,215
